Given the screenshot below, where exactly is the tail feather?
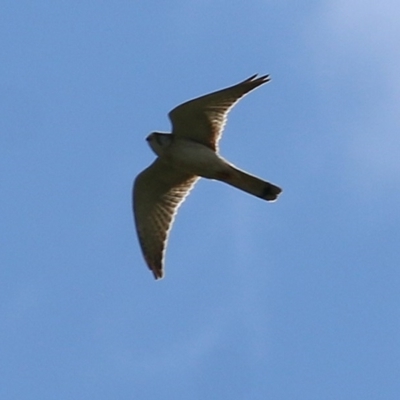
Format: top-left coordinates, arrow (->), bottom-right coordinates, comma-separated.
222,165 -> 282,202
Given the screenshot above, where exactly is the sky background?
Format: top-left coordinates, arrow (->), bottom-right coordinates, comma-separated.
1,1 -> 400,399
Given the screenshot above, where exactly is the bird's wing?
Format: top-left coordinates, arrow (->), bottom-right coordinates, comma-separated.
133,159 -> 198,279
168,74 -> 270,151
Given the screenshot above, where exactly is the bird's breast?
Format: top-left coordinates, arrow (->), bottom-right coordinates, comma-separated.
164,139 -> 229,179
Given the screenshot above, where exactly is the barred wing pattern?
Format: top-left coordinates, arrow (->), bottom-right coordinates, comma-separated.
169,74 -> 270,151
133,159 -> 198,279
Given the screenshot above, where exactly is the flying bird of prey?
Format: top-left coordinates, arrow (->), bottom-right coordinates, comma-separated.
133,74 -> 282,279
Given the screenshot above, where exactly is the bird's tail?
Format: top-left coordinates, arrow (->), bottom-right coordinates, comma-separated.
222,165 -> 282,202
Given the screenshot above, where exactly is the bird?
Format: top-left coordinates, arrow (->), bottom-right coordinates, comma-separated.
133,74 -> 282,279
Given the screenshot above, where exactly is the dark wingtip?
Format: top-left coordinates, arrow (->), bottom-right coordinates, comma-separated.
146,258 -> 164,280
246,74 -> 259,81
152,268 -> 164,280
246,73 -> 271,83
240,74 -> 271,91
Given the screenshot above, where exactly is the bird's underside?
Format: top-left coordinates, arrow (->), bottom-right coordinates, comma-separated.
133,74 -> 282,279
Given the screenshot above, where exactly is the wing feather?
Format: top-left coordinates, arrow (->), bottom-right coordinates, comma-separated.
133,159 -> 198,279
168,74 -> 270,151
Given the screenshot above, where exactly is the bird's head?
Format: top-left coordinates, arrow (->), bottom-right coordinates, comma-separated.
146,132 -> 173,156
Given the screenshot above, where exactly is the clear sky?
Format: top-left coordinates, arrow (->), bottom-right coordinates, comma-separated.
1,1 -> 399,399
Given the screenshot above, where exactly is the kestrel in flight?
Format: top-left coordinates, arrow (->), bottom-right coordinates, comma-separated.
133,74 -> 282,279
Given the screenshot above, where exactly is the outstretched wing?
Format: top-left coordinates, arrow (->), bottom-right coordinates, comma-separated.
133,159 -> 198,279
169,74 -> 270,151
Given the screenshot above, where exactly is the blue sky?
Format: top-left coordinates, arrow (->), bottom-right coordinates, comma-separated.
1,1 -> 399,399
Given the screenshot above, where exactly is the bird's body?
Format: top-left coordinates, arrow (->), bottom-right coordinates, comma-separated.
133,74 -> 282,279
149,135 -> 229,179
